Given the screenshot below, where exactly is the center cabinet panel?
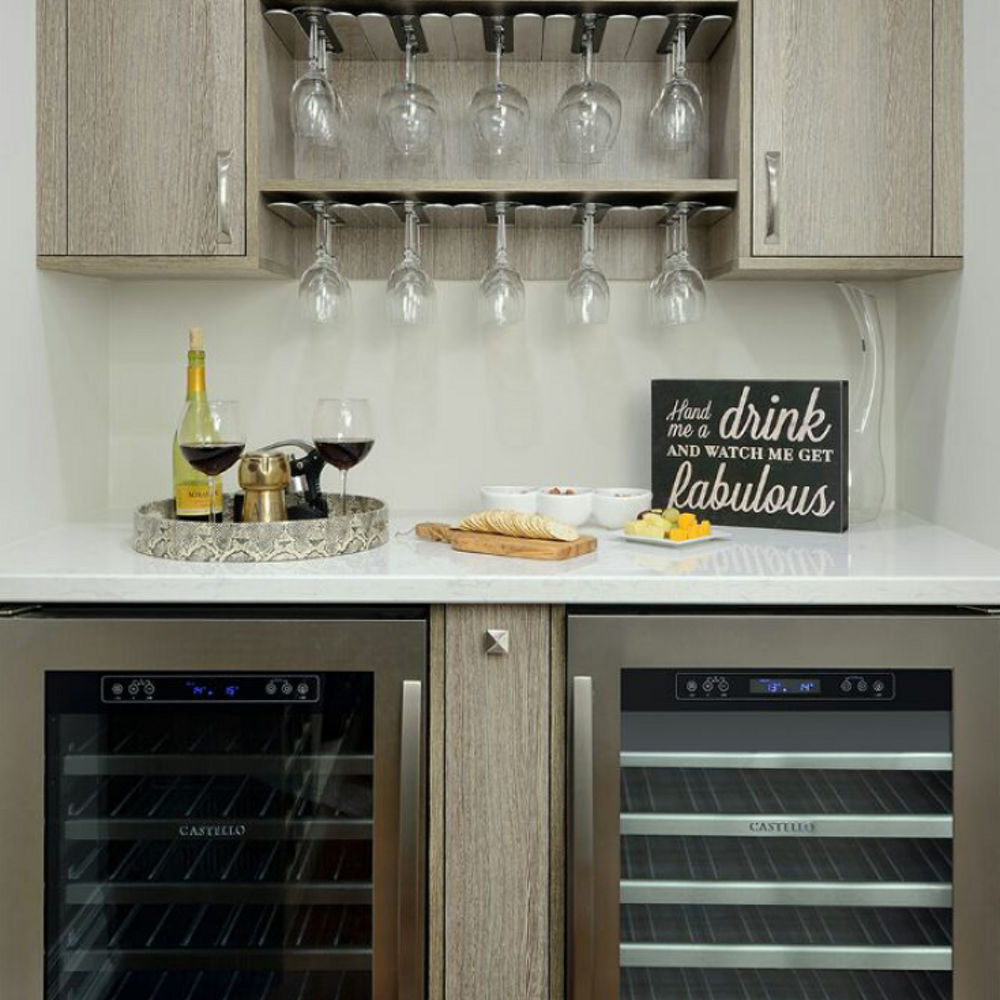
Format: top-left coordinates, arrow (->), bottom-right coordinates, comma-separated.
442,605 -> 551,1000
66,0 -> 246,256
752,0 -> 933,257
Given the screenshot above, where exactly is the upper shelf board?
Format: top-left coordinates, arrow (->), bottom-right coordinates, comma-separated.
263,8 -> 733,62
260,179 -> 738,200
265,199 -> 733,230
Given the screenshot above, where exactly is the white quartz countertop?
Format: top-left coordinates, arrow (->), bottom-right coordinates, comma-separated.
1,511 -> 1000,606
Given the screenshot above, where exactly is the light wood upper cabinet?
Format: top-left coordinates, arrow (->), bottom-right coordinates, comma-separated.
751,0 -> 933,257
65,0 -> 246,256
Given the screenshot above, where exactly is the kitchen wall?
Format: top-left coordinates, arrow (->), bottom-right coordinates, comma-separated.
895,0 -> 999,547
0,1 -> 111,546
108,279 -> 896,512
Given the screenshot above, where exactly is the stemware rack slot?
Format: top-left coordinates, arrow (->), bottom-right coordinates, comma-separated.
265,195 -> 730,279
263,7 -> 733,62
267,198 -> 731,229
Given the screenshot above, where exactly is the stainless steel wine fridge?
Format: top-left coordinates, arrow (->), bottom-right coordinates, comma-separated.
0,608 -> 426,1000
568,612 -> 1000,1000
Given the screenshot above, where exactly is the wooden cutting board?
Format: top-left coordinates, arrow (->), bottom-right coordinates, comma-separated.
415,522 -> 597,561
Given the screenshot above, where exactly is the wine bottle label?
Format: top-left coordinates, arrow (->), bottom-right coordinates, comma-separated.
175,481 -> 222,516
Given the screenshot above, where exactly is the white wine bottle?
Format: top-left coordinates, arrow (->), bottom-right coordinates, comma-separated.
172,327 -> 223,521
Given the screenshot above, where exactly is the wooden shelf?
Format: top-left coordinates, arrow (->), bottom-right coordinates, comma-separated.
711,256 -> 963,281
260,179 -> 739,203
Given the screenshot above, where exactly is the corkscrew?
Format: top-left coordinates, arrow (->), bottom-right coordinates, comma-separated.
261,439 -> 329,519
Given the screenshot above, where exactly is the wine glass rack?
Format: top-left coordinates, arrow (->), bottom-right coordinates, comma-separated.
256,3 -> 741,280
261,7 -> 734,64
266,197 -> 730,280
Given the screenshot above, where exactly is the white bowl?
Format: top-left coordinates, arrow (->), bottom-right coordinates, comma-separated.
592,488 -> 654,529
480,486 -> 538,514
536,487 -> 594,527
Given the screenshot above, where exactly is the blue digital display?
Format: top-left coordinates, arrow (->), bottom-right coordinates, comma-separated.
184,681 -> 240,699
750,677 -> 821,695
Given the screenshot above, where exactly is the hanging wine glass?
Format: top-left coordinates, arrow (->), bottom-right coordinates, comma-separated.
378,17 -> 440,158
298,203 -> 352,325
649,16 -> 704,152
469,17 -> 530,162
387,201 -> 436,326
566,203 -> 610,326
478,202 -> 525,327
553,14 -> 622,165
289,8 -> 346,149
648,203 -> 706,326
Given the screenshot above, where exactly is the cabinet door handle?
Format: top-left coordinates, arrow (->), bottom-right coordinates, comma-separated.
216,150 -> 233,245
398,679 -> 423,1000
571,675 -> 595,1000
765,151 -> 781,245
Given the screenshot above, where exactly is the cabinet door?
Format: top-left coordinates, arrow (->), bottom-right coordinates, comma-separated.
443,606 -> 550,1000
752,0 -> 932,257
67,0 -> 245,256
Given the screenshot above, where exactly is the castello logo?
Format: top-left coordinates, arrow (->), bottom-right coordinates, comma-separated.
748,820 -> 816,834
178,824 -> 247,838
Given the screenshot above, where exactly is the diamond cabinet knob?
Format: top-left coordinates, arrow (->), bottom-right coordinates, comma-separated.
485,629 -> 510,656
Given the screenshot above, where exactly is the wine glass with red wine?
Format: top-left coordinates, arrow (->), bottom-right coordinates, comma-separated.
177,400 -> 246,524
312,398 -> 375,515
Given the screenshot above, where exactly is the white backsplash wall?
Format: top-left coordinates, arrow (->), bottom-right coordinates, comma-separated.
894,0 -> 1000,548
0,3 -> 111,545
108,279 -> 896,513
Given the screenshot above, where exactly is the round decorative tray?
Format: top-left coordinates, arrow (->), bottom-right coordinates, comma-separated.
134,495 -> 388,562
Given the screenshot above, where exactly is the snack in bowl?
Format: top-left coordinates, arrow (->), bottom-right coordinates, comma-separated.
536,486 -> 593,527
459,509 -> 580,542
624,510 -> 712,541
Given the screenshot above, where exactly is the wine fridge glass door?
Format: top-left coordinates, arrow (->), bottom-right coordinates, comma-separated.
567,614 -> 1000,1000
0,614 -> 426,1000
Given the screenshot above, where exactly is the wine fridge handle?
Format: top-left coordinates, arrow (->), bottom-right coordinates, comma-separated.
216,150 -> 233,246
398,679 -> 423,1000
764,150 -> 781,245
571,675 -> 595,1000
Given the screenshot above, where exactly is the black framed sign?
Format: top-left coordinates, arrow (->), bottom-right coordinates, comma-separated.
651,379 -> 849,533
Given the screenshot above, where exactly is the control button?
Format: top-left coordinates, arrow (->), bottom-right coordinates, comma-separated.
718,679 -> 730,693
296,682 -> 309,696
856,679 -> 868,693
281,682 -> 293,696
265,681 -> 277,696
873,679 -> 886,693
840,679 -> 852,693
685,680 -> 698,693
702,679 -> 714,693
128,681 -> 140,695
111,682 -> 124,696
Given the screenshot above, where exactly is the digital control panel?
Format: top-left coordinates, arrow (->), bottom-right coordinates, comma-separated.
675,671 -> 895,701
101,674 -> 321,704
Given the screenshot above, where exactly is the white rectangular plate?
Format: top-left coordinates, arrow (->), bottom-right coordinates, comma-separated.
620,529 -> 733,549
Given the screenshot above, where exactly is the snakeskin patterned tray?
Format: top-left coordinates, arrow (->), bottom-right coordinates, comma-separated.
134,495 -> 388,562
